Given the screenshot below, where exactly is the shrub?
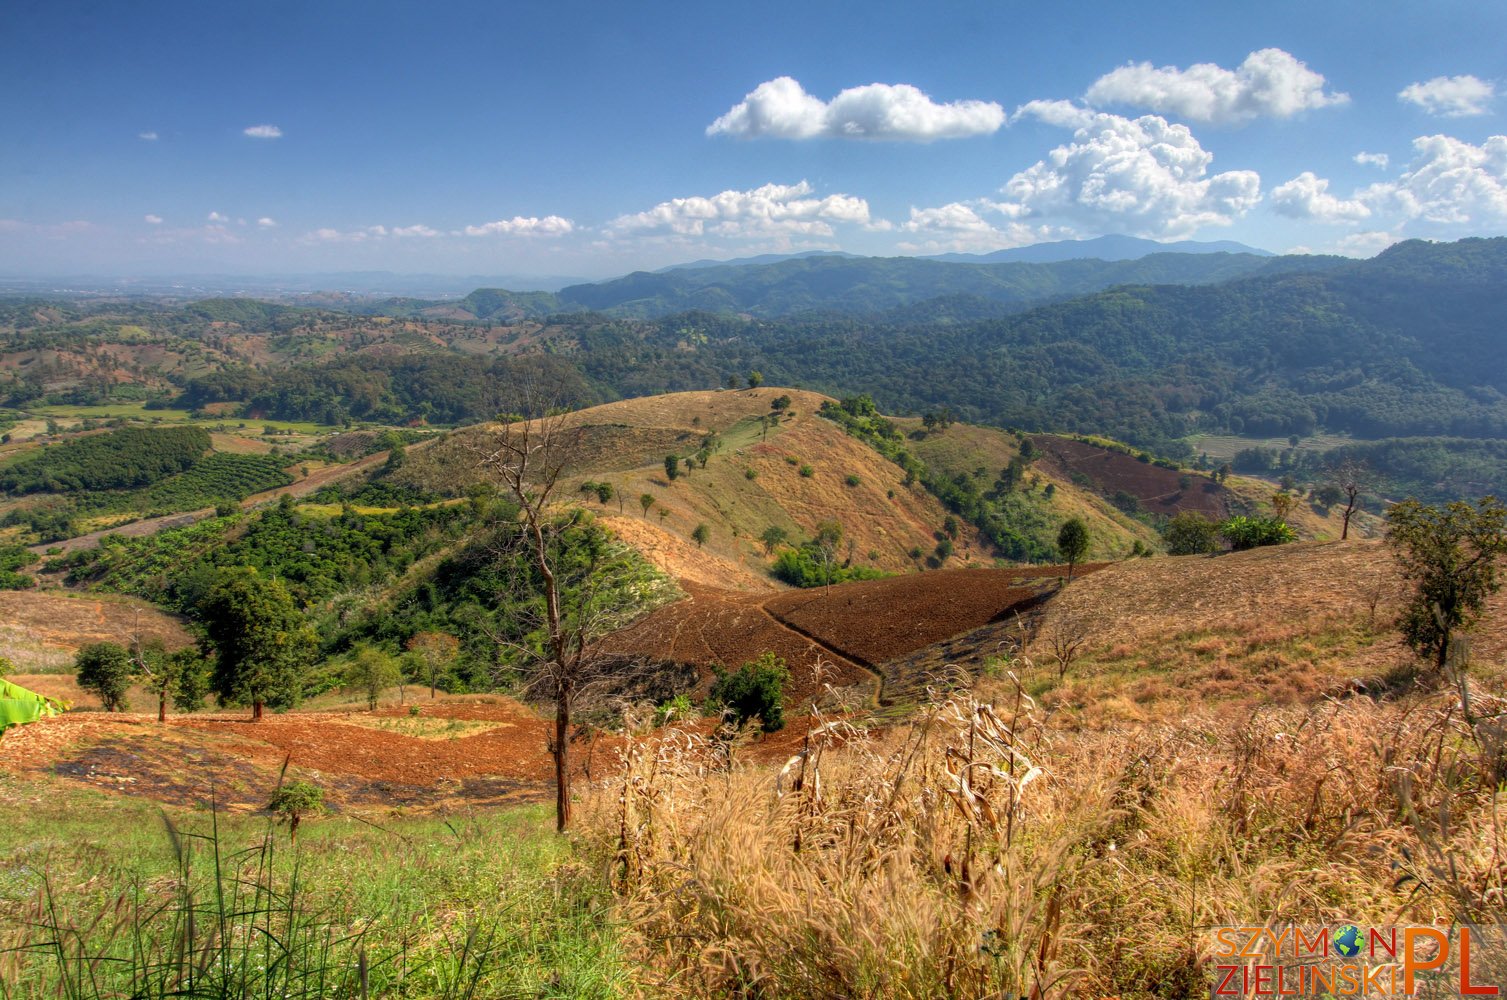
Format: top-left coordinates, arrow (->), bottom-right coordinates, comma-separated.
268,779 -> 325,841
799,464 -> 815,478
844,474 -> 861,487
1219,515 -> 1296,551
707,652 -> 789,732
1162,511 -> 1219,555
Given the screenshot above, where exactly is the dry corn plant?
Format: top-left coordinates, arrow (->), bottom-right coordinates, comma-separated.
582,665 -> 1120,999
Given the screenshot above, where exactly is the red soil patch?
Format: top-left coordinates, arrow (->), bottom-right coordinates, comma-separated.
603,583 -> 877,705
0,695 -> 847,810
1032,435 -> 1227,518
764,565 -> 1101,669
603,565 -> 1104,706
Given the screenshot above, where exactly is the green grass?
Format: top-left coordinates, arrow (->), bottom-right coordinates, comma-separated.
0,774 -> 628,998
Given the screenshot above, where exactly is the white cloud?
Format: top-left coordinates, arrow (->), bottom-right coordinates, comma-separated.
243,124 -> 283,139
1353,151 -> 1390,169
256,217 -> 277,228
708,76 -> 1004,141
894,201 -> 1063,253
1084,48 -> 1348,125
1368,133 -> 1507,225
207,211 -> 227,223
996,112 -> 1261,237
1271,171 -> 1372,222
1012,99 -> 1096,129
1398,75 -> 1496,118
144,214 -> 164,225
138,131 -> 158,141
461,215 -> 575,237
391,224 -> 439,238
610,181 -> 872,239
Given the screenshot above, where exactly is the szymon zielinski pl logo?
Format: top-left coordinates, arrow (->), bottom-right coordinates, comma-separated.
1211,924 -> 1507,996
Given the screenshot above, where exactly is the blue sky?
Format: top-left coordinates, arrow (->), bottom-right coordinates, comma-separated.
2,0 -> 1504,279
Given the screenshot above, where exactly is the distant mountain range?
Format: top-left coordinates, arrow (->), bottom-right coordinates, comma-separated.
355,248 -> 1334,323
923,234 -> 1273,263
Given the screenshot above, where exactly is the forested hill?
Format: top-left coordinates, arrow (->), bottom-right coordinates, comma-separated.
360,249 -> 1342,321
5,237 -> 1507,498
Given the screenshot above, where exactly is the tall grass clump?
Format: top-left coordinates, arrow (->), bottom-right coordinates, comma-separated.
588,677 -> 1119,998
589,653 -> 1507,998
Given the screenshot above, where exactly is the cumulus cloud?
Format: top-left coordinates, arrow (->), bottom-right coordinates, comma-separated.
461,215 -> 575,237
1271,171 -> 1372,222
144,214 -> 163,225
207,211 -> 227,223
610,181 -> 872,239
243,124 -> 283,139
995,112 -> 1261,237
1398,75 -> 1496,118
893,201 -> 1063,253
1084,48 -> 1348,124
256,217 -> 276,228
707,77 -> 1004,141
138,131 -> 158,141
1354,151 -> 1390,169
1370,134 -> 1507,225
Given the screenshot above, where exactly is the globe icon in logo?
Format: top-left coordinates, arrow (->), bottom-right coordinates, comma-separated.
1333,924 -> 1363,958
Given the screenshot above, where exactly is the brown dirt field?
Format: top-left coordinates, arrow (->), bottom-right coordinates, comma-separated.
1031,435 -> 1228,518
601,566 -> 1105,707
602,582 -> 879,706
764,565 -> 1103,670
0,695 -> 842,811
0,590 -> 191,668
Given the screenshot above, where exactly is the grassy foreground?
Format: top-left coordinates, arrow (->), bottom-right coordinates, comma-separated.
4,669 -> 1506,997
0,777 -> 625,998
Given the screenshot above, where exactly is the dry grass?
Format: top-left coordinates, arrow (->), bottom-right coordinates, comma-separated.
581,671 -> 1507,998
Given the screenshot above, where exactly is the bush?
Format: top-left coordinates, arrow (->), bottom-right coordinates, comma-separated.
799,464 -> 815,478
1219,515 -> 1296,551
707,652 -> 789,732
1162,511 -> 1219,555
75,642 -> 136,712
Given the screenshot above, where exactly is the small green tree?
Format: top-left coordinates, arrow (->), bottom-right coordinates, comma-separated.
1387,497 -> 1507,671
268,780 -> 325,843
1162,511 -> 1219,555
664,454 -> 680,481
406,631 -> 459,698
707,652 -> 789,732
345,644 -> 401,711
198,566 -> 314,721
747,371 -> 764,389
75,642 -> 135,712
691,523 -> 710,548
594,482 -> 614,506
639,493 -> 655,519
760,525 -> 788,555
0,654 -> 14,678
1057,518 -> 1089,581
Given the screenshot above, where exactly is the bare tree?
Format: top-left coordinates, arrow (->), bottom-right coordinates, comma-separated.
1330,459 -> 1370,540
475,382 -> 669,832
1041,614 -> 1091,681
